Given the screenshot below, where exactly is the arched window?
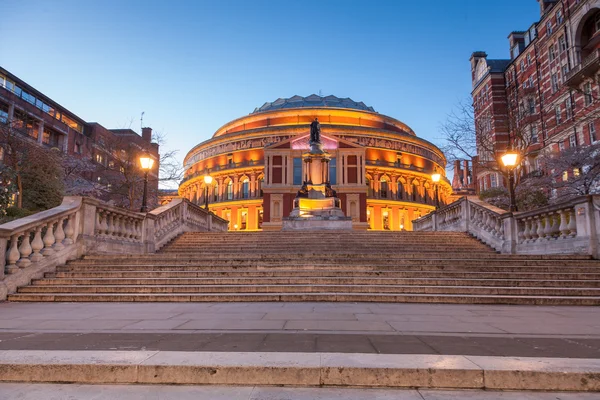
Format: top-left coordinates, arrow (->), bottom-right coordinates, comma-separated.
397,181 -> 404,200
380,177 -> 388,199
241,178 -> 249,199
412,183 -> 418,202
213,182 -> 219,202
366,178 -> 373,197
226,180 -> 233,200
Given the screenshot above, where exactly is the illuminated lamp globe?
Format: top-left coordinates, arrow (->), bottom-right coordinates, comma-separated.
501,152 -> 519,168
204,175 -> 213,185
431,173 -> 441,183
139,152 -> 154,170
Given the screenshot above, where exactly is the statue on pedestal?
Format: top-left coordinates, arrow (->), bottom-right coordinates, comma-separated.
310,118 -> 321,144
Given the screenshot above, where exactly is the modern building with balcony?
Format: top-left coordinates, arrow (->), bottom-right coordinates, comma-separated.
179,95 -> 450,231
0,66 -> 160,209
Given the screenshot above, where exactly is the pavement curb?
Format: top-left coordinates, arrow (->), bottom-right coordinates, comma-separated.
0,351 -> 598,391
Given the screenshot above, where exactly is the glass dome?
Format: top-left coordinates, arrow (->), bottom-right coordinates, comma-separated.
252,94 -> 376,114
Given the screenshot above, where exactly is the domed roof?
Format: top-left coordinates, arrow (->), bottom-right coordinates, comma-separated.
252,94 -> 376,114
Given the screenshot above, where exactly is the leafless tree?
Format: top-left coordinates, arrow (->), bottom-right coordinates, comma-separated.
152,130 -> 183,188
440,97 -> 537,187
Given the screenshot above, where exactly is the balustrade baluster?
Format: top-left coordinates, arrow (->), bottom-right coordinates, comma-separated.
543,213 -> 554,240
517,220 -> 525,243
111,215 -> 120,237
522,219 -> 530,242
6,234 -> 21,273
550,212 -> 561,239
534,217 -> 544,241
558,209 -> 569,238
30,226 -> 44,262
536,215 -> 547,241
53,218 -> 65,250
100,211 -> 109,234
16,230 -> 33,267
567,208 -> 577,237
105,213 -> 113,236
95,211 -> 102,235
41,221 -> 56,256
63,214 -> 75,245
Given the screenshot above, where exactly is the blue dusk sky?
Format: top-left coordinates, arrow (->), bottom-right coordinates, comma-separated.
2,0 -> 540,187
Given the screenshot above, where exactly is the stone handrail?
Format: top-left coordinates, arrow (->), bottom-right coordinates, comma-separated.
413,195 -> 600,257
0,196 -> 228,300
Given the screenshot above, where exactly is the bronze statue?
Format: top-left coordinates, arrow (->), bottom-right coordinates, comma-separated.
310,118 -> 321,144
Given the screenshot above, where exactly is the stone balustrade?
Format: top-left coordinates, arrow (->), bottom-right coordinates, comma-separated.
0,196 -> 228,300
413,195 -> 600,257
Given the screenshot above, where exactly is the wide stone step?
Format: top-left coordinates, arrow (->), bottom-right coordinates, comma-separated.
78,253 -> 597,262
57,264 -> 600,273
7,292 -> 600,305
17,284 -> 600,296
160,246 -> 493,252
69,259 -> 600,268
48,270 -> 600,280
31,276 -> 600,287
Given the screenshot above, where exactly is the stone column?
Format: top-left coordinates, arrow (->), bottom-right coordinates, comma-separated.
250,173 -> 256,198
8,103 -> 14,123
233,176 -> 239,199
218,178 -> 224,201
62,129 -> 69,153
37,120 -> 44,144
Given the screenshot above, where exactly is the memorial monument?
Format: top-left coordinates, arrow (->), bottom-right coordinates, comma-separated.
282,118 -> 353,230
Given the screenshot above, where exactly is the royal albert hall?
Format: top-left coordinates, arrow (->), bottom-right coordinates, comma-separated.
179,95 -> 451,231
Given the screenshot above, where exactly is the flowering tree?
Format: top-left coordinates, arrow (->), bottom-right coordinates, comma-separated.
0,166 -> 17,217
541,141 -> 600,201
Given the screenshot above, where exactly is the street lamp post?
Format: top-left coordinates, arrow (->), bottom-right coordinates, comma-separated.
203,174 -> 213,211
501,151 -> 519,212
431,173 -> 441,210
139,152 -> 155,213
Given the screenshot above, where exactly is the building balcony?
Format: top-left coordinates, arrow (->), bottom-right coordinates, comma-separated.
564,49 -> 600,87
365,159 -> 426,172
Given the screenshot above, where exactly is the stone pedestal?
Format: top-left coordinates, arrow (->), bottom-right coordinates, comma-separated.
282,142 -> 352,231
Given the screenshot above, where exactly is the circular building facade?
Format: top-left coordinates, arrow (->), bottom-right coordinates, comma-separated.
179,95 -> 450,231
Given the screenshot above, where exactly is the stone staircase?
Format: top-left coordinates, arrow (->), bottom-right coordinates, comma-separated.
8,231 -> 600,304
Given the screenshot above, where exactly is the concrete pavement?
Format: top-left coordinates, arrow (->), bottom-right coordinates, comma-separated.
0,384 -> 598,399
1,302 -> 599,335
1,302 -> 599,358
1,302 -> 599,392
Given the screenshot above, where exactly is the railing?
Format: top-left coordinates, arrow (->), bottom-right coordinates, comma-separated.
0,196 -> 228,300
413,195 -> 600,257
564,49 -> 600,85
181,160 -> 265,184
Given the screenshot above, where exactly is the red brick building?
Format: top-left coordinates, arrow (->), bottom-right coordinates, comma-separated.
471,0 -> 600,191
0,66 -> 159,209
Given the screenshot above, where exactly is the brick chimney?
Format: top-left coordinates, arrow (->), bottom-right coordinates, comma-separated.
142,127 -> 152,143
